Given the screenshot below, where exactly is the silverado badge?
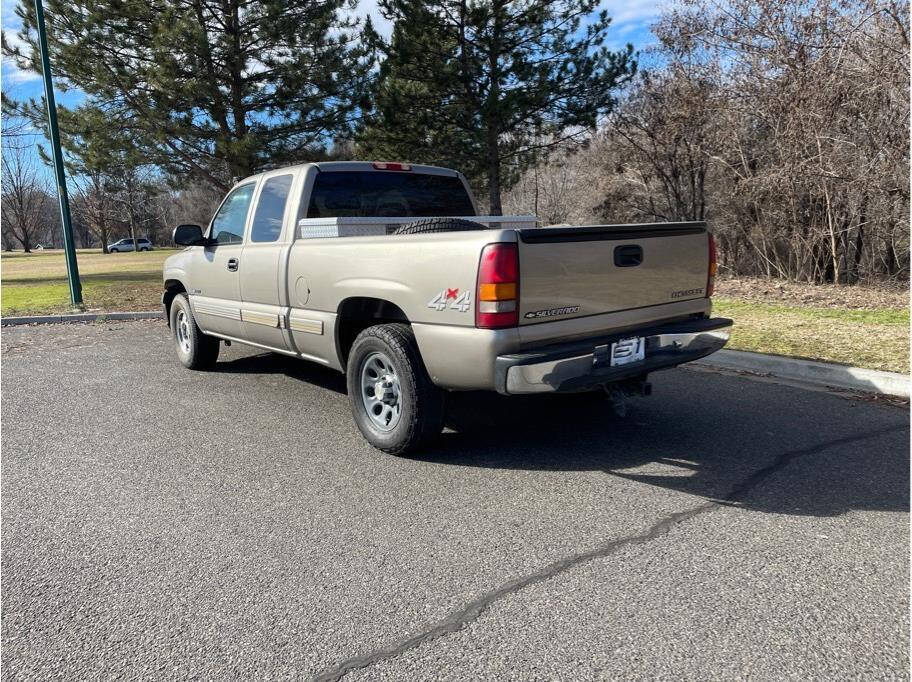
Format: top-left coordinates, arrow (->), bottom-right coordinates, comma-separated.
524,306 -> 580,319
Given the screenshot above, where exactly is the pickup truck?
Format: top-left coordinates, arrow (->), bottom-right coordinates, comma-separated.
163,161 -> 732,454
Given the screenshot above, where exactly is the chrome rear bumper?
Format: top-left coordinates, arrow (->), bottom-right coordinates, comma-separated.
495,317 -> 733,394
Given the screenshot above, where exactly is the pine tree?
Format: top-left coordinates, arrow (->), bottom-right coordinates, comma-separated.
357,0 -> 635,214
3,0 -> 375,191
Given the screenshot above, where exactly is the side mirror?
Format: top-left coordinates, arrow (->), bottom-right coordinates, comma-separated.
173,224 -> 210,246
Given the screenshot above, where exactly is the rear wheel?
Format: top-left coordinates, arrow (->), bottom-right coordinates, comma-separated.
346,323 -> 445,455
170,293 -> 219,369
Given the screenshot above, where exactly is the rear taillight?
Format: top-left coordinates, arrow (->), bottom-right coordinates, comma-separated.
707,233 -> 717,297
476,243 -> 519,329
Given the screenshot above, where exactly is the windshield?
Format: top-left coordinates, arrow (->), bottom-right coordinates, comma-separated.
305,171 -> 475,219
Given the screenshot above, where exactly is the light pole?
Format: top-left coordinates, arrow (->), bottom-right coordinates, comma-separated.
34,0 -> 82,307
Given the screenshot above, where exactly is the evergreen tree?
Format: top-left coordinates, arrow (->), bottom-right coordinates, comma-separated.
3,0 -> 374,191
357,0 -> 635,214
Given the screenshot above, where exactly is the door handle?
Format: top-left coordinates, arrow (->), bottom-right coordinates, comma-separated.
227,258 -> 239,272
614,245 -> 643,267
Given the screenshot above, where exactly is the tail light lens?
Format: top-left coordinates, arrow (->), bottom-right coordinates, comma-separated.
476,243 -> 519,329
707,233 -> 718,297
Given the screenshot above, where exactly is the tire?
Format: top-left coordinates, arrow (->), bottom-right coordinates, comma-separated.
346,323 -> 445,455
170,293 -> 220,370
394,217 -> 483,235
109,248 -> 118,253
140,247 -> 150,252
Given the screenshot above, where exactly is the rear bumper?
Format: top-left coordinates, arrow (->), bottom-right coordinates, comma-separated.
495,317 -> 733,394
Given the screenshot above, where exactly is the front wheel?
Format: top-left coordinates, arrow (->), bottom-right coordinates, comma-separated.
109,248 -> 118,253
346,323 -> 445,455
170,293 -> 220,369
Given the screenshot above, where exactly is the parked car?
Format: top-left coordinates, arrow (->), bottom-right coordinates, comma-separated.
163,161 -> 732,454
109,238 -> 153,252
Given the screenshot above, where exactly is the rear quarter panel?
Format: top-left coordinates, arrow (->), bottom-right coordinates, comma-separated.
286,229 -> 516,326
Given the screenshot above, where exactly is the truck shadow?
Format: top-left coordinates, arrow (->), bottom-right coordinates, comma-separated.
428,383 -> 909,519
213,352 -> 348,393
214,351 -> 908,519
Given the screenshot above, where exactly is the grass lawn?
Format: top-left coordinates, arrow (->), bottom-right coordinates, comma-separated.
1,249 -> 176,316
713,298 -> 909,374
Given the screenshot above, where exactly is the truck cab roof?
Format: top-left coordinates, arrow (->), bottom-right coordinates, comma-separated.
234,161 -> 463,187
313,161 -> 460,177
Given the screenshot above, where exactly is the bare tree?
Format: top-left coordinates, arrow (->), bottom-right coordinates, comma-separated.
585,0 -> 910,284
602,65 -> 718,223
1,142 -> 53,252
503,138 -> 610,225
151,181 -> 223,240
108,163 -> 157,251
70,170 -> 113,251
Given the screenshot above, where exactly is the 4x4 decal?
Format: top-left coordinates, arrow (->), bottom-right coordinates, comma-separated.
428,287 -> 471,312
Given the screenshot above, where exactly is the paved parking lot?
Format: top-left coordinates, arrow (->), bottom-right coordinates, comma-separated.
2,321 -> 908,680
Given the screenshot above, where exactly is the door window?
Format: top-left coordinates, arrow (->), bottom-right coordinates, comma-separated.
250,174 -> 293,243
211,183 -> 255,244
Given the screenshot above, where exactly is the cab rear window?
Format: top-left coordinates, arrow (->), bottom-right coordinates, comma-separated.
305,171 -> 474,219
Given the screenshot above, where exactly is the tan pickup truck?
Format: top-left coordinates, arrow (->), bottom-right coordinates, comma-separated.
163,161 -> 732,454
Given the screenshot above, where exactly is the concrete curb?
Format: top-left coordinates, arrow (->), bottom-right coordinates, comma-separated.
693,349 -> 910,398
1,311 -> 163,327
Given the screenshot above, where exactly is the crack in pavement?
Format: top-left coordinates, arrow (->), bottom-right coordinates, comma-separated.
311,424 -> 909,682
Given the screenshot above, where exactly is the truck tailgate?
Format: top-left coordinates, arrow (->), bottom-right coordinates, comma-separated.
517,222 -> 710,324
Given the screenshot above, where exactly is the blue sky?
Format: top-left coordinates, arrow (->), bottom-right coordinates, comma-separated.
2,0 -> 663,103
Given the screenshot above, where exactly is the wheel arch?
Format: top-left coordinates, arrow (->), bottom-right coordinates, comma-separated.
335,296 -> 410,369
162,279 -> 187,327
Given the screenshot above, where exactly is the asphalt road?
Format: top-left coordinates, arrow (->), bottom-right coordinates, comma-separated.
2,321 -> 908,680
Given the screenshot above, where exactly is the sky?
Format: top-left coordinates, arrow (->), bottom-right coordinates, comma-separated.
1,0 -> 663,103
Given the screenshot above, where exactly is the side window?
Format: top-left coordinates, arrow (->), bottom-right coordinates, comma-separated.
250,174 -> 293,243
211,183 -> 255,244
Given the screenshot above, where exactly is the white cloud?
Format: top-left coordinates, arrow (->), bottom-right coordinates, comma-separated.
600,0 -> 667,26
1,0 -> 42,87
2,61 -> 41,87
2,27 -> 41,83
598,0 -> 666,51
357,0 -> 392,39
1,44 -> 42,86
1,0 -> 19,28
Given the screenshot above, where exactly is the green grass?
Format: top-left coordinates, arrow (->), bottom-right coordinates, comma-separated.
1,249 -> 176,315
713,298 -> 909,373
